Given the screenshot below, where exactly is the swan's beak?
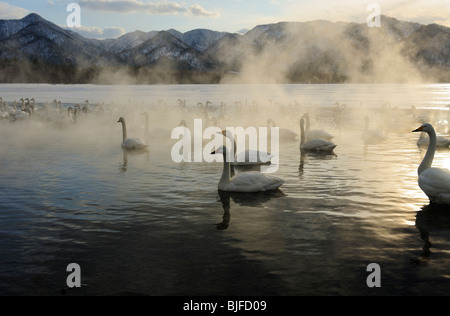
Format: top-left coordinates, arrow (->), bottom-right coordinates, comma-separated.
211,150 -> 217,155
412,126 -> 424,132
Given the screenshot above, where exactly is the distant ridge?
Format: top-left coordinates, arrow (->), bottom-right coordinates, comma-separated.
0,13 -> 449,84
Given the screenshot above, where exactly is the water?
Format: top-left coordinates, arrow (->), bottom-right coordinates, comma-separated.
1,83 -> 450,296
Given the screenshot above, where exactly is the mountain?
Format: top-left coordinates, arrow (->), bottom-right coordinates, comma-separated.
0,13 -> 449,84
118,30 -> 211,70
181,29 -> 227,52
0,13 -> 110,66
211,17 -> 450,83
101,30 -> 159,53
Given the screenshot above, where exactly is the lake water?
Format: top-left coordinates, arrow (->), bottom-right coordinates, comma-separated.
1,83 -> 450,296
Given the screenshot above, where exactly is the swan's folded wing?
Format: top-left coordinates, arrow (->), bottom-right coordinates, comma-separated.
228,172 -> 285,192
419,168 -> 450,194
302,139 -> 336,151
307,129 -> 333,141
122,138 -> 148,149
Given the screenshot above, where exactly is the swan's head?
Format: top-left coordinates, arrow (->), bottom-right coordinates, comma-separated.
217,129 -> 235,139
413,123 -> 434,133
117,117 -> 125,123
211,145 -> 228,155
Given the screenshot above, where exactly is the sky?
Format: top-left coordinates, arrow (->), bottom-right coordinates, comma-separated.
0,0 -> 449,39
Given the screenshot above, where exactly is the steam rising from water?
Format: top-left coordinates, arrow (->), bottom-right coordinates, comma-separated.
0,84 -> 449,161
218,20 -> 429,85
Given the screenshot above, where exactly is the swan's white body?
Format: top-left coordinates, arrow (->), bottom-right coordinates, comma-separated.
416,132 -> 450,148
413,123 -> 450,205
302,113 -> 334,141
211,146 -> 285,192
219,130 -> 274,166
118,117 -> 148,151
299,119 -> 336,153
267,119 -> 298,141
362,116 -> 386,145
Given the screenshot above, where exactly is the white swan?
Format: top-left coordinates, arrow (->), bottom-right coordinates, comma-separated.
117,117 -> 148,151
362,116 -> 386,145
211,146 -> 285,192
302,113 -> 334,141
267,119 -> 298,141
218,130 -> 274,166
413,123 -> 450,205
416,131 -> 450,148
299,118 -> 336,153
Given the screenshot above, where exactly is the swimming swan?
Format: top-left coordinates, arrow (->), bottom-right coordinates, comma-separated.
302,113 -> 334,141
362,116 -> 386,145
416,131 -> 450,148
299,118 -> 336,153
211,146 -> 285,192
117,117 -> 148,151
267,119 -> 298,141
218,130 -> 274,166
413,123 -> 450,205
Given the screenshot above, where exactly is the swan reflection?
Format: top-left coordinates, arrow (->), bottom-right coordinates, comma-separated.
298,152 -> 337,178
216,189 -> 286,230
119,149 -> 150,173
414,203 -> 450,265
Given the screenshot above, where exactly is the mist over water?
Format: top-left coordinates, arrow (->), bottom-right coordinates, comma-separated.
1,83 -> 450,295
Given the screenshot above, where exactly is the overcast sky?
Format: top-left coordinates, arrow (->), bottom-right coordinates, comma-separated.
1,0 -> 449,39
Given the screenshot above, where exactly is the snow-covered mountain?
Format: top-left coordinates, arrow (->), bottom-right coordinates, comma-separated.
181,29 -> 227,52
118,30 -> 211,70
0,13 -> 449,83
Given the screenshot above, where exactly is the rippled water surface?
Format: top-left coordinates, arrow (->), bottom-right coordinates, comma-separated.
1,83 -> 450,296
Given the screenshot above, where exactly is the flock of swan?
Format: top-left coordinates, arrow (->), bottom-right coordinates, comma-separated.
2,95 -> 450,205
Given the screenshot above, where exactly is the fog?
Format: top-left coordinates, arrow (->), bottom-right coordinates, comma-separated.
1,83 -> 449,163
217,19 -> 428,85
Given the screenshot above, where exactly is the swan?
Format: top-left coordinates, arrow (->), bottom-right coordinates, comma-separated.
267,119 -> 298,141
302,113 -> 334,141
413,123 -> 450,205
117,117 -> 148,151
362,116 -> 386,145
211,145 -> 285,192
416,131 -> 450,148
218,130 -> 274,166
141,112 -> 171,140
299,118 -> 336,153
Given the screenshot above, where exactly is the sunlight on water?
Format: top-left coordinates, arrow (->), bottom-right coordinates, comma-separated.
1,83 -> 450,295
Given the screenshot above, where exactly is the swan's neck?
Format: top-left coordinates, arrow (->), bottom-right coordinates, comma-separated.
121,121 -> 127,141
143,114 -> 149,134
304,114 -> 310,132
419,129 -> 436,175
219,151 -> 232,188
300,121 -> 305,146
225,132 -> 237,159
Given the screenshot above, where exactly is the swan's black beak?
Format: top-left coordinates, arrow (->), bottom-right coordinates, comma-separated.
211,150 -> 217,155
412,126 -> 423,132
